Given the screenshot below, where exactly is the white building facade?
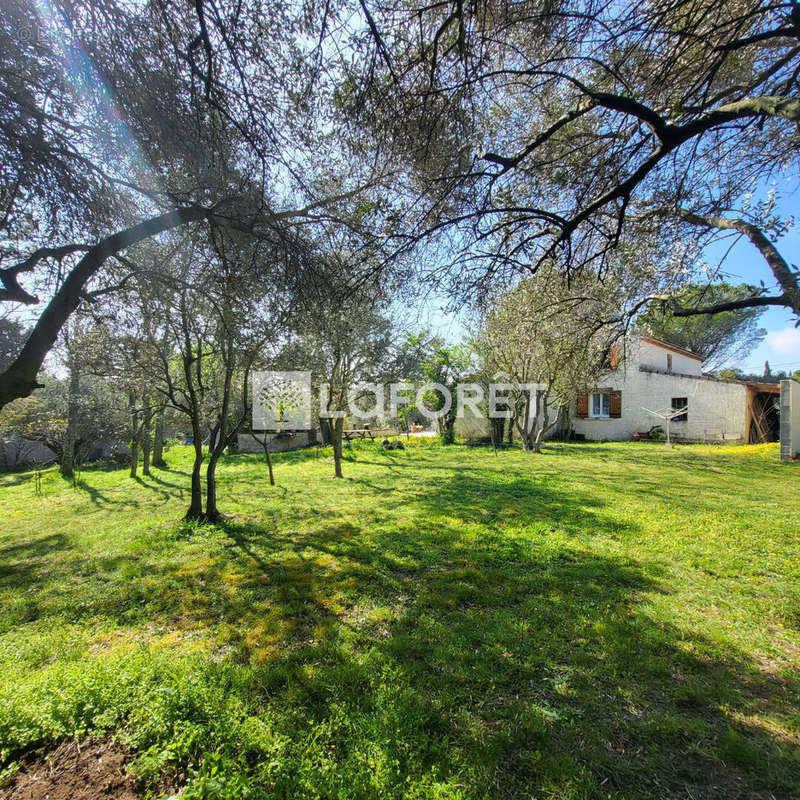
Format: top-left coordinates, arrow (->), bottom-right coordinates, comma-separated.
571,336 -> 780,443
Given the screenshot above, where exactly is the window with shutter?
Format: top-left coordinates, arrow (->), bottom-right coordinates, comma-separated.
609,390 -> 622,418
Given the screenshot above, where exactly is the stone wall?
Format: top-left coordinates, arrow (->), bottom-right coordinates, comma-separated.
238,430 -> 318,453
780,380 -> 800,460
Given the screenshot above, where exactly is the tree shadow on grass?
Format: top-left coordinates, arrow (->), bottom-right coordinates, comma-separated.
370,549 -> 800,798
4,459 -> 799,798
195,473 -> 800,798
0,532 -> 152,632
232,447 -> 329,470
68,477 -> 142,510
138,471 -> 186,491
131,475 -> 184,505
0,469 -> 46,488
60,470 -> 186,509
0,532 -> 71,589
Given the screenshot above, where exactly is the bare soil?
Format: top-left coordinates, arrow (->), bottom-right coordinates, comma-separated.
1,736 -> 139,800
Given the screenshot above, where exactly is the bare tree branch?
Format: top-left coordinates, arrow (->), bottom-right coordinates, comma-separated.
0,206 -> 212,407
672,207 -> 800,314
0,245 -> 91,304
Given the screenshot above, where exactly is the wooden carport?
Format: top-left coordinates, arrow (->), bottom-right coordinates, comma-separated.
744,382 -> 781,443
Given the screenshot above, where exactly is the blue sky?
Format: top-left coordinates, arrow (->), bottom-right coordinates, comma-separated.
703,191 -> 799,374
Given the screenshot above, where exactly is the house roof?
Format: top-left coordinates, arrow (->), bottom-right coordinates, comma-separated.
639,336 -> 706,362
743,381 -> 781,393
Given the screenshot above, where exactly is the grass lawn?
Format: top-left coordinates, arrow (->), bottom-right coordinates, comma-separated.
0,440 -> 798,799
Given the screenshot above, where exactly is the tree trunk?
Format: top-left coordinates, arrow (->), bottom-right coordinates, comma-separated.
332,416 -> 344,478
129,439 -> 139,478
531,394 -> 560,454
260,436 -> 275,486
203,340 -> 236,520
441,414 -> 456,444
225,416 -> 241,454
186,419 -> 204,519
205,447 -> 220,522
531,398 -> 547,454
319,416 -> 333,446
129,393 -> 140,477
490,415 -> 504,452
141,396 -> 152,476
60,363 -> 79,478
516,390 -> 536,452
152,412 -> 166,467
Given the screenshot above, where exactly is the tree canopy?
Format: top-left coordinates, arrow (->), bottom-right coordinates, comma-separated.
1,0 -> 798,417
0,0 -> 378,408
637,283 -> 768,371
353,0 -> 800,315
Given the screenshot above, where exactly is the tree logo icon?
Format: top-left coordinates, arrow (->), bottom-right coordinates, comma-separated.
252,371 -> 312,430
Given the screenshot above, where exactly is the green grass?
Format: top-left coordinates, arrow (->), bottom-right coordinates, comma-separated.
0,440 -> 798,799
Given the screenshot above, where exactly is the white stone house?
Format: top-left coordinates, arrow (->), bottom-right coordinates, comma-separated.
572,336 -> 780,443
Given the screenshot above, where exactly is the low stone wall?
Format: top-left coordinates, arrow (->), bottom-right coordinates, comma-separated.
0,437 -> 56,469
238,430 -> 318,454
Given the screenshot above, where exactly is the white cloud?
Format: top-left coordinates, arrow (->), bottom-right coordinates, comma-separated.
766,327 -> 800,358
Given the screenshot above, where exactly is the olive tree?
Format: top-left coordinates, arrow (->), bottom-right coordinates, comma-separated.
476,266 -> 623,452
290,263 -> 395,478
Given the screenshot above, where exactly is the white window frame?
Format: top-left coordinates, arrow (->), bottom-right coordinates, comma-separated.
590,392 -> 611,419
671,397 -> 688,423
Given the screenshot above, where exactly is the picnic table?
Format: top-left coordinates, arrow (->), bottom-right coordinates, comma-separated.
342,428 -> 376,441
340,427 -> 402,442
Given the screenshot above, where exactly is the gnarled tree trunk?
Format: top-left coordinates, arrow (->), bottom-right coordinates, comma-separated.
141,395 -> 152,476
332,416 -> 344,478
515,390 -> 535,452
152,412 -> 166,467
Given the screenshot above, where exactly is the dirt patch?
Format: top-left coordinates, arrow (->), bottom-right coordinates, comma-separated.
1,736 -> 139,800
